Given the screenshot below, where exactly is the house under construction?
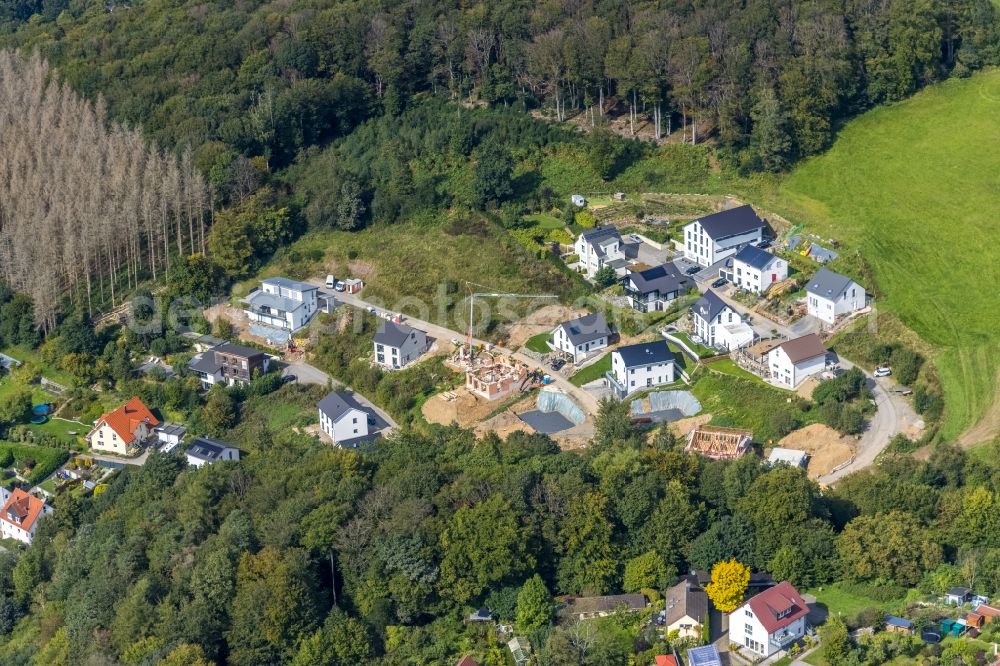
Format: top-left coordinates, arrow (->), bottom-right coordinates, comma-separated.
453,348 -> 535,401
685,425 -> 753,460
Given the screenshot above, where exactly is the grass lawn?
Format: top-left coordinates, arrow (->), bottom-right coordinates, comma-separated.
569,353 -> 611,387
667,331 -> 715,359
803,650 -> 828,666
804,582 -> 904,619
690,370 -> 817,442
707,358 -> 769,384
523,213 -> 564,230
0,345 -> 75,386
524,332 -> 554,353
754,69 -> 1000,440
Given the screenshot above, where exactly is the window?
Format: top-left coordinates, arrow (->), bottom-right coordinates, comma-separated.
352,417 -> 357,424
746,609 -> 752,617
745,623 -> 753,634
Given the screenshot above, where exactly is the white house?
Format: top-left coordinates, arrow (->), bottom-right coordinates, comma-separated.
0,488 -> 51,545
805,268 -> 866,324
575,226 -> 628,278
607,340 -> 676,398
765,334 -> 828,388
730,244 -> 787,293
570,194 -> 586,207
244,277 -> 319,332
374,321 -> 428,370
318,392 -> 371,447
683,204 -> 766,267
187,342 -> 271,389
155,423 -> 187,452
551,313 -> 611,363
185,437 -> 240,468
623,263 -> 692,312
86,397 -> 160,456
729,581 -> 809,659
692,290 -> 754,351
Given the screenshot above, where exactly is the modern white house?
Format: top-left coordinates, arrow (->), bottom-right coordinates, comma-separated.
0,488 -> 52,545
244,277 -> 319,332
623,263 -> 692,312
185,437 -> 240,468
374,321 -> 428,370
86,397 -> 160,456
692,290 -> 754,351
155,423 -> 187,451
683,204 -> 766,267
806,268 -> 866,324
318,391 -> 371,447
765,334 -> 828,389
729,581 -> 809,659
187,342 -> 271,389
607,340 -> 676,398
729,244 -> 787,293
551,313 -> 611,363
575,226 -> 628,278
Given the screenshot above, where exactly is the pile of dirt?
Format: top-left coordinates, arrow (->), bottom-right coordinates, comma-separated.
778,423 -> 856,479
507,304 -> 586,348
475,410 -> 532,439
422,387 -> 529,428
669,414 -> 712,439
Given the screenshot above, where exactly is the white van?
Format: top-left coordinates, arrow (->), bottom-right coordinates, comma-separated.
325,275 -> 335,288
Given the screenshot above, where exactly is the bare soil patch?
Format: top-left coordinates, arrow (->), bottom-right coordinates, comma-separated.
778,423 -> 856,479
507,304 -> 585,348
796,377 -> 819,401
957,368 -> 1000,448
669,414 -> 712,439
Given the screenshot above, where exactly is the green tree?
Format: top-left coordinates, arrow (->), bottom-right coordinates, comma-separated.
593,265 -> 617,289
623,550 -> 669,593
471,135 -> 513,208
587,128 -> 625,180
201,389 -> 237,436
515,574 -> 553,633
291,612 -> 373,666
593,398 -> 643,451
837,512 -> 942,586
557,492 -> 617,595
0,385 -> 31,425
820,614 -> 853,665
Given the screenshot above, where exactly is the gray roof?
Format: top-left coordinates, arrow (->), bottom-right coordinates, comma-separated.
809,243 -> 839,263
579,226 -> 621,257
692,204 -> 765,239
806,267 -> 857,300
557,313 -> 611,346
663,577 -> 709,627
185,437 -> 236,462
693,290 -> 731,323
374,321 -> 421,348
245,290 -> 302,313
627,263 -> 690,297
734,244 -> 780,271
768,447 -> 809,467
261,277 -> 317,292
318,391 -> 363,423
213,342 -> 266,359
615,340 -> 674,367
188,352 -> 221,374
156,423 -> 187,437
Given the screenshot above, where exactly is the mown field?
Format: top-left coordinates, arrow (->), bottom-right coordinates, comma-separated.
758,69 -> 1000,442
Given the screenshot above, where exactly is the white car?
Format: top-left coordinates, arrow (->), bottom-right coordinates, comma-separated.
874,367 -> 892,377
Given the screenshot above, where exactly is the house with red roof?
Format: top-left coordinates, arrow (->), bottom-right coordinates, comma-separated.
728,581 -> 809,659
654,655 -> 678,666
86,397 -> 160,456
0,488 -> 52,544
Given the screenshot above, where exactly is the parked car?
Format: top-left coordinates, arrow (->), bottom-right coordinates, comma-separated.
367,415 -> 376,425
685,265 -> 701,275
756,240 -> 772,249
450,338 -> 460,346
325,274 -> 336,288
629,234 -> 643,243
874,366 -> 892,377
711,277 -> 727,288
281,374 -> 297,384
334,281 -> 346,292
550,358 -> 566,371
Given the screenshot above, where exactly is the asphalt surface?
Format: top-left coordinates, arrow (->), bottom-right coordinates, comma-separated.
279,360 -> 399,432
519,410 -> 575,434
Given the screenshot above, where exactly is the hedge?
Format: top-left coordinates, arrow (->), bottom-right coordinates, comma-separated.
0,442 -> 69,485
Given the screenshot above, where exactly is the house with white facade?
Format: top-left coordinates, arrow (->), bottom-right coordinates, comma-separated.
575,226 -> 628,278
805,268 -> 866,324
374,321 -> 428,370
551,313 -> 611,363
86,397 -> 160,456
765,334 -> 828,388
185,437 -> 240,468
730,244 -> 787,293
729,581 -> 810,659
683,205 -> 766,268
692,290 -> 754,351
623,263 -> 692,312
0,488 -> 52,544
244,277 -> 319,332
187,342 -> 271,389
607,340 -> 676,398
318,391 -> 371,447
663,575 -> 709,641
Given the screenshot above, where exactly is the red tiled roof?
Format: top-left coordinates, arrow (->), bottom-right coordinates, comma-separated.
456,657 -> 480,666
95,397 -> 159,444
746,581 -> 809,634
977,604 -> 1000,618
0,489 -> 45,533
656,656 -> 678,666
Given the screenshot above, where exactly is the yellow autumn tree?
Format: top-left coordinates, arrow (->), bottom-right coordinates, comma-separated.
705,558 -> 750,613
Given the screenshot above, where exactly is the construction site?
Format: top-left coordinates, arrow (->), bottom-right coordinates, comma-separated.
447,347 -> 541,401
684,425 -> 753,460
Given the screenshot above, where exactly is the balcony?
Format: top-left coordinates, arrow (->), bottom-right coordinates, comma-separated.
605,371 -> 628,399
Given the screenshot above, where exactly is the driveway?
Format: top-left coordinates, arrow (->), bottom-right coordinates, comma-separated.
280,361 -> 399,432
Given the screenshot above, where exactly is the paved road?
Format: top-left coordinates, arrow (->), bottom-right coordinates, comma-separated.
280,360 -> 399,432
305,279 -> 601,417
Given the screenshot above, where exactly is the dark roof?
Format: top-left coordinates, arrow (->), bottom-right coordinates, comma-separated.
734,244 -> 780,271
948,587 -> 972,596
627,263 -> 690,297
615,340 -> 674,368
579,226 -> 622,257
557,313 -> 611,346
770,333 -> 827,364
374,321 -> 421,347
692,204 -> 765,239
262,277 -> 317,292
687,645 -> 723,666
745,581 -> 809,634
807,267 -> 857,300
156,423 -> 187,437
456,658 -> 481,666
693,290 -> 731,323
563,594 -> 647,615
664,576 -> 709,627
692,570 -> 774,589
318,391 -> 362,422
213,342 -> 266,359
885,615 -> 912,628
188,352 -> 221,374
185,437 -> 236,462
